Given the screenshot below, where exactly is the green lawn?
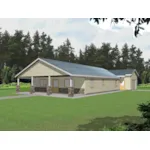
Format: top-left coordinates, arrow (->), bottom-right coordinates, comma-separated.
0,91 -> 149,131
0,87 -> 30,97
137,84 -> 150,90
137,87 -> 150,90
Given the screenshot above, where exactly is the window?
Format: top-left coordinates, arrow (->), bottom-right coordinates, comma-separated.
65,79 -> 74,87
65,79 -> 69,87
53,80 -> 58,87
40,79 -> 47,87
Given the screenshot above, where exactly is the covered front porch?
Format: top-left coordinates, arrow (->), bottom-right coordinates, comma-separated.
16,75 -> 77,97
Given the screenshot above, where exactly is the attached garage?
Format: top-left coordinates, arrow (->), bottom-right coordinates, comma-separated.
15,58 -> 120,97
109,69 -> 138,90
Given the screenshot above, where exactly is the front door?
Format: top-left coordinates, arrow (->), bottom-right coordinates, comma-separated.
52,79 -> 59,93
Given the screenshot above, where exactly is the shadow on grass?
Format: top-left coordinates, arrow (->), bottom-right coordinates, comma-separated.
77,116 -> 143,131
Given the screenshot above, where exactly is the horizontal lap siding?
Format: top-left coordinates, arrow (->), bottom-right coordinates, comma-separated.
52,77 -> 85,89
124,77 -> 131,90
85,78 -> 120,94
125,72 -> 137,90
131,72 -> 138,90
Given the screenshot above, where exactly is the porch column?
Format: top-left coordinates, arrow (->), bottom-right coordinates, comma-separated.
16,78 -> 20,93
30,76 -> 35,94
68,77 -> 74,97
47,76 -> 52,95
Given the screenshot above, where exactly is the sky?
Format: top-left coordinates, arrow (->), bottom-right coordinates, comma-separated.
0,18 -> 150,61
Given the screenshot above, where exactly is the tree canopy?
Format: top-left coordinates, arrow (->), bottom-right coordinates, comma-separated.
0,29 -> 149,84
91,18 -> 150,37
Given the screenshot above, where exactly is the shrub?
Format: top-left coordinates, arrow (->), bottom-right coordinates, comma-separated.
102,124 -> 126,131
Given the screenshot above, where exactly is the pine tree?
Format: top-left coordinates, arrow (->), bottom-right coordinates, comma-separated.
57,38 -> 75,62
45,35 -> 54,59
120,43 -> 130,69
8,30 -> 26,70
97,43 -> 112,69
78,49 -> 85,64
32,31 -> 41,58
110,44 -> 121,69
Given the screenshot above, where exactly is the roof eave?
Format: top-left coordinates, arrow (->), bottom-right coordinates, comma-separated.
71,74 -> 119,79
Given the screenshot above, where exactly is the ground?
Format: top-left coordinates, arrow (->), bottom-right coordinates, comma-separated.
0,89 -> 149,130
0,87 -> 29,97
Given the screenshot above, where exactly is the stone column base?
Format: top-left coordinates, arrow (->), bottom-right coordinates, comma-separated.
16,85 -> 20,93
30,86 -> 35,94
68,87 -> 74,97
47,86 -> 52,95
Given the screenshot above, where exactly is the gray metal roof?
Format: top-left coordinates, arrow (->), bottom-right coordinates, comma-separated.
40,58 -> 118,78
109,69 -> 136,76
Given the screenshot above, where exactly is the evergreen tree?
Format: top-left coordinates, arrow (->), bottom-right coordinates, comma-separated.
45,35 -> 54,59
128,45 -> 137,69
135,48 -> 145,75
8,30 -> 26,70
32,31 -> 41,59
84,43 -> 97,66
25,32 -> 35,64
57,38 -> 75,62
78,49 -> 85,64
120,43 -> 130,69
110,44 -> 121,69
97,43 -> 112,69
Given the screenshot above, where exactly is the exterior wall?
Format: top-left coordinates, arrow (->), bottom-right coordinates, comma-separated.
131,72 -> 138,90
124,72 -> 138,90
51,77 -> 85,88
124,76 -> 131,90
19,61 -> 65,77
52,76 -> 85,94
131,72 -> 137,80
33,76 -> 85,94
84,78 -> 120,94
33,77 -> 48,87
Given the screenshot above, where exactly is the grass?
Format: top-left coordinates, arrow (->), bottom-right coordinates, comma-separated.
0,91 -> 149,130
0,87 -> 30,97
0,82 -> 30,97
137,84 -> 150,90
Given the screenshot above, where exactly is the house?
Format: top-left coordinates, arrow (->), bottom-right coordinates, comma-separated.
109,69 -> 138,90
15,58 -> 120,97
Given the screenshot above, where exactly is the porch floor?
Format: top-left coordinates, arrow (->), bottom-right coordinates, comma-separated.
18,92 -> 84,98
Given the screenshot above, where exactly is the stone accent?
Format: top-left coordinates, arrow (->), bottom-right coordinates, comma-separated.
59,88 -> 83,94
16,85 -> 20,93
74,88 -> 80,94
79,88 -> 84,94
59,88 -> 68,93
35,87 -> 47,92
47,86 -> 52,95
68,87 -> 74,97
30,86 -> 35,94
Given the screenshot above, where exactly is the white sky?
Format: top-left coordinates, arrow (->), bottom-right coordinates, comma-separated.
0,18 -> 149,61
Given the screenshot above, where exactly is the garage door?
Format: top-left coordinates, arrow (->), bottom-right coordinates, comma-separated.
131,80 -> 136,90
